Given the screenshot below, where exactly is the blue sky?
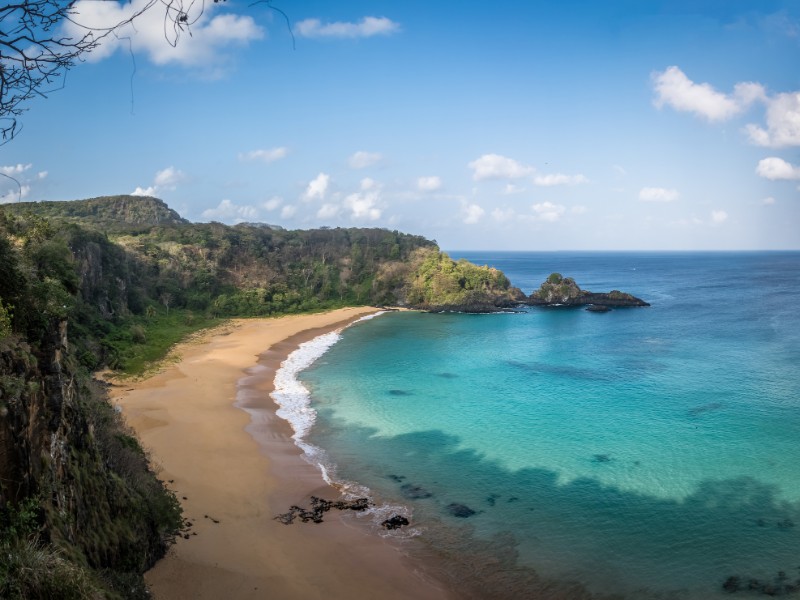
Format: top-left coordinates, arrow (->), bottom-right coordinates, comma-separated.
1,0 -> 798,250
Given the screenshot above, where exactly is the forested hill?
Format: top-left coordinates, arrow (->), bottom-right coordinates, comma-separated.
8,195 -> 188,229
0,196 -> 521,597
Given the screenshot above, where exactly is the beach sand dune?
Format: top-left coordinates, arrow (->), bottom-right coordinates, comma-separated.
111,308 -> 449,600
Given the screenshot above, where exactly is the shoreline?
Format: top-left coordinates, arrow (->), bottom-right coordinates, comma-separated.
110,307 -> 450,600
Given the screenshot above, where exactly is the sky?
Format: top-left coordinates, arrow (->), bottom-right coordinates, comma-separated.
1,0 -> 799,250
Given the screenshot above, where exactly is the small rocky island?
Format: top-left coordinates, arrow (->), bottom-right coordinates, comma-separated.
526,273 -> 649,309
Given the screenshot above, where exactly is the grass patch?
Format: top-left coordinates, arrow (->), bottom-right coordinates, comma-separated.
109,310 -> 222,377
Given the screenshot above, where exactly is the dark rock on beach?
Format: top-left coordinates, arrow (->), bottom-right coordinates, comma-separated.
527,273 -> 649,308
274,496 -> 371,525
381,515 -> 410,530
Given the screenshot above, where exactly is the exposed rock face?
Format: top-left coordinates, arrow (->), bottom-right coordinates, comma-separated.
527,273 -> 649,307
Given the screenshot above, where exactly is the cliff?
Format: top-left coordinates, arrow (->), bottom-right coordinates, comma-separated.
527,273 -> 649,308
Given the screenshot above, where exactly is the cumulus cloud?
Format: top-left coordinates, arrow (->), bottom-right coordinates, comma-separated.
462,203 -> 485,224
317,203 -> 340,219
0,163 -> 45,204
0,163 -> 32,176
295,16 -> 400,39
343,178 -> 382,221
502,183 -> 525,195
132,166 -> 186,197
756,157 -> 800,180
348,151 -> 382,169
652,66 -> 765,121
239,148 -> 288,163
532,201 -> 566,222
280,204 -> 297,219
417,176 -> 442,192
639,187 -> 679,202
66,0 -> 263,69
534,173 -> 589,187
201,199 -> 259,223
262,196 -> 283,211
303,173 -> 330,201
711,210 -> 728,224
491,207 -> 516,223
745,92 -> 800,147
0,185 -> 31,205
131,186 -> 157,197
153,166 -> 186,189
468,154 -> 534,181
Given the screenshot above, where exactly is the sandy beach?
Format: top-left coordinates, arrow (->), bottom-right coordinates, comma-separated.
110,307 -> 450,600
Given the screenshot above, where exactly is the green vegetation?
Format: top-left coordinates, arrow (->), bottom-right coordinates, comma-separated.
0,195 -> 524,598
405,248 -> 524,310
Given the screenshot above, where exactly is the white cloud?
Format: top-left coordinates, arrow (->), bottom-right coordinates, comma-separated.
239,148 -> 288,163
348,151 -> 383,169
756,157 -> 800,180
468,154 -> 534,181
462,203 -> 485,224
0,184 -> 31,205
303,173 -> 330,201
417,176 -> 442,192
153,166 -> 186,189
745,92 -> 800,147
639,187 -> 679,202
711,210 -> 728,224
37,171 -> 48,180
532,201 -> 566,222
295,16 -> 400,39
652,66 -> 765,122
317,203 -> 340,219
534,173 -> 589,187
132,166 -> 186,197
762,196 -> 776,205
67,0 -> 263,68
131,186 -> 157,197
502,183 -> 525,195
571,205 -> 588,215
343,178 -> 382,221
0,163 -> 32,176
262,196 -> 283,211
280,204 -> 297,219
201,199 -> 258,223
491,207 -> 516,223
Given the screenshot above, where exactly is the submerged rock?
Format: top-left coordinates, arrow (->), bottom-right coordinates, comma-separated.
400,483 -> 434,499
446,503 -> 477,518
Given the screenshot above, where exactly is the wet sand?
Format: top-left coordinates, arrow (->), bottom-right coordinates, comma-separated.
110,308 -> 450,600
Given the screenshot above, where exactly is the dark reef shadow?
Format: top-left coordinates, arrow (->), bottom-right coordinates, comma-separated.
310,415 -> 800,600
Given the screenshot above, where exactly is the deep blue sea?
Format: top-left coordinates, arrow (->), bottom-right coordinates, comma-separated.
278,252 -> 800,599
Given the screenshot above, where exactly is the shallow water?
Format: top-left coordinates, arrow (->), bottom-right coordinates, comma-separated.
281,252 -> 800,599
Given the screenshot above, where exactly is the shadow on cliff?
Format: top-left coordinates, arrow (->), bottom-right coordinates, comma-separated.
310,419 -> 800,600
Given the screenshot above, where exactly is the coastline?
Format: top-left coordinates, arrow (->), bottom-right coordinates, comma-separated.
109,307 -> 450,600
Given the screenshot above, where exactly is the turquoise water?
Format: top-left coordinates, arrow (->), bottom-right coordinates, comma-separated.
295,252 -> 800,599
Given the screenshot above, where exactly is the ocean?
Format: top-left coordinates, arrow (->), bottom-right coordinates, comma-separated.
272,252 -> 800,599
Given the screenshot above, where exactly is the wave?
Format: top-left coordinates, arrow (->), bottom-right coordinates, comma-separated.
269,311 -> 421,537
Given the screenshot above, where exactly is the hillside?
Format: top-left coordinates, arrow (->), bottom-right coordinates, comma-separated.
6,195 -> 188,229
0,196 -> 522,598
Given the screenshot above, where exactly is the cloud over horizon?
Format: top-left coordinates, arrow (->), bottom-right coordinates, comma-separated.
468,154 -> 534,181
295,16 -> 400,39
639,187 -> 679,202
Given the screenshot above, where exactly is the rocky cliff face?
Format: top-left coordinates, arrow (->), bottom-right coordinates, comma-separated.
0,318 -> 181,596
